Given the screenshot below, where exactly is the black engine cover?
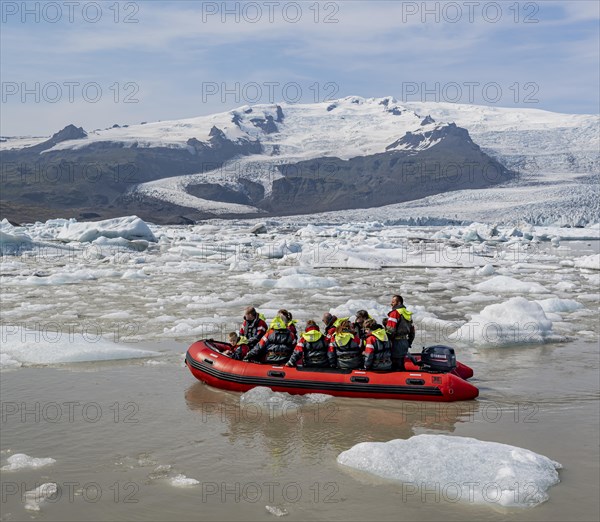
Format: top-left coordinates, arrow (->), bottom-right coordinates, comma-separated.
421,345 -> 457,372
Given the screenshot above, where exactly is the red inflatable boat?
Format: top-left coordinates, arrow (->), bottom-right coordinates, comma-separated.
185,340 -> 478,402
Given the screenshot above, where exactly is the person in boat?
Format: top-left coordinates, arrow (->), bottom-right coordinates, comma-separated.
285,320 -> 329,368
225,332 -> 250,360
278,309 -> 298,344
244,313 -> 295,364
327,319 -> 362,370
239,306 -> 268,349
353,309 -> 372,341
322,312 -> 338,342
385,295 -> 415,371
362,319 -> 392,371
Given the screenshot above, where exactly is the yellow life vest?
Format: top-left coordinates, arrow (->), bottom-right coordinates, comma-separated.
371,328 -> 388,342
301,330 -> 323,343
395,308 -> 413,321
334,331 -> 354,346
269,316 -> 288,330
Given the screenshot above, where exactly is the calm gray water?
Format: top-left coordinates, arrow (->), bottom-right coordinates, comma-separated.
1,336 -> 598,522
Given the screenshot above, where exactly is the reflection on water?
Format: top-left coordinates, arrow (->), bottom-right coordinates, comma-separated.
184,381 -> 481,455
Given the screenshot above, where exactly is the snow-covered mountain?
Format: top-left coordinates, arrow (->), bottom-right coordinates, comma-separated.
1,96 -> 597,225
1,96 -> 453,157
403,102 -> 599,176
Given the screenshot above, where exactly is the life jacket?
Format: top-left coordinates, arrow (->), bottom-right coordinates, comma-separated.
299,328 -> 328,367
287,319 -> 298,343
395,308 -> 412,321
263,318 -> 295,364
364,328 -> 392,371
391,307 -> 413,336
241,313 -> 267,346
231,336 -> 250,360
331,331 -> 362,369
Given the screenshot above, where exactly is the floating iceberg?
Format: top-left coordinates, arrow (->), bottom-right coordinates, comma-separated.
448,297 -> 556,345
1,453 -> 56,471
474,275 -> 549,294
57,216 -> 157,243
337,434 -> 561,508
1,325 -> 159,368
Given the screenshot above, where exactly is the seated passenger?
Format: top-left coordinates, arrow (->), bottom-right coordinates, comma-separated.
353,309 -> 372,341
226,332 -> 250,361
285,320 -> 328,368
362,319 -> 392,371
278,309 -> 298,344
322,312 -> 338,342
327,319 -> 362,370
244,313 -> 295,364
239,306 -> 268,349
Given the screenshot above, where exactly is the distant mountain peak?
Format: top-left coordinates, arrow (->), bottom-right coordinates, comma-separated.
386,122 -> 474,152
50,124 -> 87,143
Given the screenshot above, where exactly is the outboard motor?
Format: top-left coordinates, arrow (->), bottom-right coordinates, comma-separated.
420,345 -> 457,373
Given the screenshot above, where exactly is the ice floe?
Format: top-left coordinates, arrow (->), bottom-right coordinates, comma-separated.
1,215 -> 597,361
448,297 -> 557,345
337,434 -> 562,508
24,483 -> 59,511
474,276 -> 549,294
265,505 -> 289,517
534,298 -> 583,313
57,216 -> 157,243
1,453 -> 56,471
1,325 -> 160,368
574,253 -> 600,270
169,474 -> 200,487
240,386 -> 332,417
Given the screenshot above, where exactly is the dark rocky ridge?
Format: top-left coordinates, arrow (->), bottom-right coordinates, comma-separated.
1,116 -> 514,224
1,124 -> 262,224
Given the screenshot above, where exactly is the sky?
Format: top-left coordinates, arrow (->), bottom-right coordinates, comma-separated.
1,0 -> 599,136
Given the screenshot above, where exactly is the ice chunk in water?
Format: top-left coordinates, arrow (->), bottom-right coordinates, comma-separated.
1,453 -> 56,471
337,434 -> 561,508
57,216 -> 157,243
449,297 -> 556,345
1,325 -> 159,367
534,298 -> 583,313
265,505 -> 289,516
170,474 -> 200,487
240,386 -> 332,416
574,254 -> 600,270
24,483 -> 58,511
475,275 -> 549,294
